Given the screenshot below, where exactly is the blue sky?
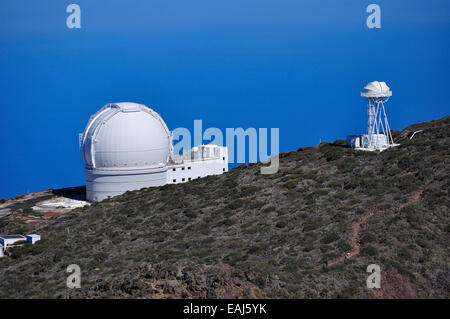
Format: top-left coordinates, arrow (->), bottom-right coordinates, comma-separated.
0,0 -> 449,199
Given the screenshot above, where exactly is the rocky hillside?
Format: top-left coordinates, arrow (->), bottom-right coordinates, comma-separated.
0,116 -> 448,298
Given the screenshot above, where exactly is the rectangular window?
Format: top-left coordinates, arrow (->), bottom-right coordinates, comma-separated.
222,157 -> 225,160
182,178 -> 185,182
173,179 -> 176,182
172,168 -> 176,171
182,167 -> 185,170
223,168 -> 225,172
188,177 -> 191,181
188,167 -> 191,170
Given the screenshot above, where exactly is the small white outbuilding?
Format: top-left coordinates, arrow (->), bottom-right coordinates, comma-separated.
26,234 -> 41,244
0,235 -> 26,249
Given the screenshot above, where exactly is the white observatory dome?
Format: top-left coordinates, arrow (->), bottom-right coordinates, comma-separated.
81,102 -> 172,202
82,102 -> 171,170
361,81 -> 392,98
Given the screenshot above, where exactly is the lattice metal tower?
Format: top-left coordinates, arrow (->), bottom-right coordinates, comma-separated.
360,81 -> 395,150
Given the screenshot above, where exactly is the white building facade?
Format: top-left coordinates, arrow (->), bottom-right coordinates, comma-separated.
80,102 -> 228,201
167,145 -> 228,184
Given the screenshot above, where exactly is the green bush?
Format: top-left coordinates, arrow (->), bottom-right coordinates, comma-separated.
183,209 -> 197,218
284,180 -> 298,190
239,186 -> 260,197
302,218 -> 322,232
337,157 -> 358,173
276,220 -> 288,228
321,232 -> 339,244
262,206 -> 276,214
226,199 -> 244,210
302,244 -> 315,252
360,233 -> 376,245
361,245 -> 378,257
334,191 -> 349,201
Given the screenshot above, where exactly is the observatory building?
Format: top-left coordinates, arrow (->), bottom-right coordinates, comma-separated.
347,81 -> 399,152
80,102 -> 228,202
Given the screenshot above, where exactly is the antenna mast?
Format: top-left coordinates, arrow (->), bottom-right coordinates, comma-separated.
347,81 -> 399,152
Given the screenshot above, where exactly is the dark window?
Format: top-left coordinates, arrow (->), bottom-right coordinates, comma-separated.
223,168 -> 225,172
182,167 -> 185,170
188,167 -> 191,170
222,157 -> 225,160
182,178 -> 185,181
172,168 -> 176,171
173,179 -> 176,182
188,177 -> 191,181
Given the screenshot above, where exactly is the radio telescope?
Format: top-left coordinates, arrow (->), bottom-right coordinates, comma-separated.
347,81 -> 399,152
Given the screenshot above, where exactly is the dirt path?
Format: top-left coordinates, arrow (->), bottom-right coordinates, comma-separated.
327,182 -> 433,267
328,211 -> 374,267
